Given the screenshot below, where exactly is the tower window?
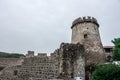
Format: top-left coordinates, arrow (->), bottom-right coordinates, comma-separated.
0,67 -> 4,71
94,27 -> 96,30
14,70 -> 18,75
84,34 -> 88,38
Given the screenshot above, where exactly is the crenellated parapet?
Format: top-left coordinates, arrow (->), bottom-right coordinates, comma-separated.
26,51 -> 34,58
71,16 -> 99,28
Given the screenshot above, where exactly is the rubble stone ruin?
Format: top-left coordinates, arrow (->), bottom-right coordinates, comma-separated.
0,16 -> 106,80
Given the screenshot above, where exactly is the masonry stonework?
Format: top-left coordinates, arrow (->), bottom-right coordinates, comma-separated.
57,43 -> 85,80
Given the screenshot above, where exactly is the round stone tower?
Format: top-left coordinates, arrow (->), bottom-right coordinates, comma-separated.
71,16 -> 106,66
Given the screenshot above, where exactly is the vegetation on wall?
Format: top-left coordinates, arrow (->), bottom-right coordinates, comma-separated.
112,38 -> 120,61
92,64 -> 120,80
0,52 -> 25,58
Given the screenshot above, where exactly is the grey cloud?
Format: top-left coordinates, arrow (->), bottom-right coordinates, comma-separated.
0,0 -> 120,54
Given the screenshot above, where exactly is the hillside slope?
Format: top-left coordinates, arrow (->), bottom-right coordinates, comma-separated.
0,52 -> 24,58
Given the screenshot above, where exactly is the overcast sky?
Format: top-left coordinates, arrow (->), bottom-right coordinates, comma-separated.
0,0 -> 120,55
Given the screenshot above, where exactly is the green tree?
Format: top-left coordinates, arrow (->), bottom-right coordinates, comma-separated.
0,52 -> 25,58
92,64 -> 120,80
112,38 -> 120,61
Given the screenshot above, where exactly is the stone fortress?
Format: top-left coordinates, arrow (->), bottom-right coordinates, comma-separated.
0,16 -> 108,80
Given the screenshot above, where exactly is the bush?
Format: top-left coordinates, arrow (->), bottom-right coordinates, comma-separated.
92,64 -> 120,80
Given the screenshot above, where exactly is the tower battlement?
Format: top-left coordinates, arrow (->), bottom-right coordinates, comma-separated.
71,16 -> 99,28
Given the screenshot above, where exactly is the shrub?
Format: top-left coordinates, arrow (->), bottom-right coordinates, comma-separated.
92,64 -> 120,80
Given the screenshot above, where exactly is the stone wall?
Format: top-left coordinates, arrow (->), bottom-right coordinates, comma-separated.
0,65 -> 21,80
0,58 -> 23,80
0,42 -> 85,80
51,49 -> 61,78
57,43 -> 85,80
18,56 -> 57,80
0,58 -> 23,67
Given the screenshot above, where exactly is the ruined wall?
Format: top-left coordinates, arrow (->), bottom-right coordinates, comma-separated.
0,65 -> 21,80
0,58 -> 24,80
0,53 -> 60,80
0,58 -> 23,67
51,49 -> 61,78
57,43 -> 85,80
18,55 -> 57,80
12,43 -> 85,80
0,16 -> 106,80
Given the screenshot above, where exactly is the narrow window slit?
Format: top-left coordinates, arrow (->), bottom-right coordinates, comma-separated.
84,34 -> 88,38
